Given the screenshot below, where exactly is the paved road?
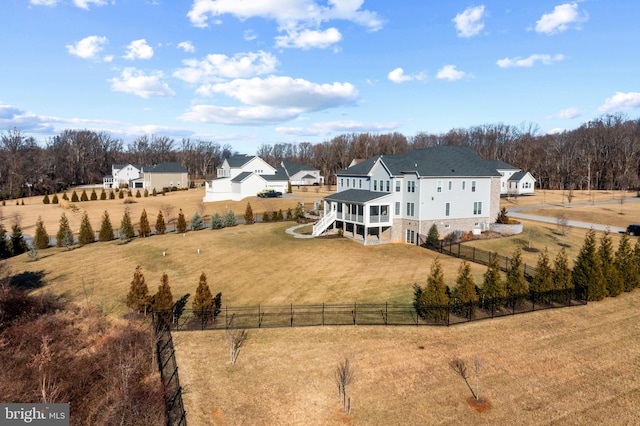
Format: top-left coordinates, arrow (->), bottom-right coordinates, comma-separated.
506,197 -> 640,234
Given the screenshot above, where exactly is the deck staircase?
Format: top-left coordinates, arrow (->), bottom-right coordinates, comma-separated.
312,209 -> 337,237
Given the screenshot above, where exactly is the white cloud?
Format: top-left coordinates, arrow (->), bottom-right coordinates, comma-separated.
30,0 -> 59,6
546,127 -> 565,135
549,107 -> 581,119
124,39 -> 154,60
276,120 -> 398,136
179,104 -> 300,125
496,53 -> 564,68
436,65 -> 468,81
66,35 -> 109,60
244,30 -> 258,41
275,27 -> 342,49
535,3 -> 587,34
452,5 -> 486,38
0,103 -> 55,133
387,67 -> 425,84
598,92 -> 640,113
73,0 -> 107,10
109,68 -> 175,98
173,51 -> 278,84
177,41 -> 196,53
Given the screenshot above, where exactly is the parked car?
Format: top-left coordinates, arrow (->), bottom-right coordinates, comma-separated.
627,224 -> 640,236
257,189 -> 282,198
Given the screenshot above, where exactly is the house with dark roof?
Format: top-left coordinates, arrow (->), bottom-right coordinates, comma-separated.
103,162 -> 189,191
281,161 -> 323,186
487,160 -> 536,196
103,164 -> 143,189
313,146 -> 503,244
203,155 -> 288,202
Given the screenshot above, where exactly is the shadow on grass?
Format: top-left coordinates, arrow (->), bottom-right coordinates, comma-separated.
9,270 -> 47,291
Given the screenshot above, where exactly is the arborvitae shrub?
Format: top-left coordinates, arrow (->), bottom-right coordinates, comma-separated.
135,189 -> 141,198
80,189 -> 89,202
109,191 -> 115,200
90,189 -> 97,201
144,189 -> 149,197
62,192 -> 69,201
98,211 -> 114,242
43,194 -> 50,204
244,203 -> 254,225
262,211 -> 270,223
127,190 -> 133,197
34,216 -> 50,250
100,189 -> 107,200
152,188 -> 157,197
177,209 -> 187,233
118,190 -> 124,199
71,191 -> 79,202
78,211 -> 95,245
51,194 -> 59,204
155,211 -> 166,235
139,209 -> 151,237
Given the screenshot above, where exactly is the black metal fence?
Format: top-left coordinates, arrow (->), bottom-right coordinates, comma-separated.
163,287 -> 585,331
154,323 -> 187,426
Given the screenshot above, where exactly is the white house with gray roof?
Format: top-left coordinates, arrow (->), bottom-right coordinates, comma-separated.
281,161 -> 323,186
103,162 -> 188,191
203,154 -> 288,202
313,145 -> 502,245
487,160 -> 536,196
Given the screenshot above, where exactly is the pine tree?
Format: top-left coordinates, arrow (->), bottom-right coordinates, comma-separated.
276,209 -> 284,221
71,190 -> 79,202
139,209 -> 151,237
481,252 -> 506,312
120,208 -> 135,240
152,188 -> 157,196
176,209 -> 187,233
451,260 -> 478,319
418,259 -> 449,321
572,229 -> 604,301
244,202 -> 254,225
262,211 -> 270,223
286,208 -> 293,220
144,188 -> 149,197
190,212 -> 204,230
153,273 -> 174,324
294,203 -> 305,219
135,189 -> 141,198
614,234 -> 637,292
193,272 -> 214,329
109,190 -> 115,200
531,248 -> 553,304
56,213 -> 74,249
427,224 -> 440,247
224,210 -> 237,227
90,188 -> 97,201
118,189 -> 124,199
34,216 -> 50,250
78,211 -> 94,245
126,265 -> 150,314
210,213 -> 224,229
552,248 -> 572,303
505,248 -> 528,307
632,239 -> 640,291
98,210 -> 114,242
80,189 -> 88,202
599,231 -> 622,297
127,189 -> 133,198
100,189 -> 107,200
62,192 -> 69,201
10,224 -> 28,256
51,194 -> 59,204
0,225 -> 10,259
43,194 -> 50,204
155,210 -> 166,235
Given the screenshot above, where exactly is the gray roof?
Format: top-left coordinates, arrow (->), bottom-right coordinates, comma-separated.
325,189 -> 391,204
337,146 -> 501,178
146,162 -> 188,173
509,171 -> 535,182
226,155 -> 255,168
231,171 -> 252,183
487,160 -> 519,171
282,160 -> 318,176
262,167 -> 289,182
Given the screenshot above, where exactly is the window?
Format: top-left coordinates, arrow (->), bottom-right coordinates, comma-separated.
437,180 -> 442,193
406,229 -> 415,244
407,181 -> 415,193
395,181 -> 401,192
395,202 -> 400,215
471,181 -> 476,192
462,181 -> 466,190
473,201 -> 482,215
406,202 -> 415,217
346,179 -> 349,188
379,180 -> 384,191
386,181 -> 390,192
445,202 -> 450,216
448,181 -> 452,190
352,179 -> 355,188
359,180 -> 362,189
373,180 -> 377,191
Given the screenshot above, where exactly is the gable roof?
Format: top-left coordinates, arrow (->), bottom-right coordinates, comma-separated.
226,155 -> 256,168
146,162 -> 188,173
282,160 -> 318,176
325,189 -> 391,204
338,146 -> 501,178
231,171 -> 252,183
509,171 -> 536,182
487,160 -> 520,171
262,167 -> 289,182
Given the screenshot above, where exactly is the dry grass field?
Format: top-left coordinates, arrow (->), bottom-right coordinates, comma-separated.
3,188 -> 640,424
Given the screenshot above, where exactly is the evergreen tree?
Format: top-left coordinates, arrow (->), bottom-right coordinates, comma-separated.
210,212 -> 224,229
118,189 -> 124,199
80,189 -> 88,202
190,212 -> 204,230
71,190 -> 79,202
51,194 -> 59,204
262,211 -> 270,223
144,188 -> 149,197
62,191 -> 69,201
139,209 -> 151,237
109,190 -> 115,200
176,209 -> 187,233
224,210 -> 237,227
599,231 -> 622,297
127,189 -> 133,197
418,258 -> 449,321
120,208 -> 135,240
481,252 -> 506,312
244,202 -> 254,225
294,203 -> 305,219
632,239 -> 640,290
78,211 -> 94,245
98,210 -> 114,242
614,234 -> 638,292
90,188 -> 97,201
126,265 -> 150,314
155,210 -> 166,235
287,181 -> 292,193
531,248 -> 553,304
152,188 -> 157,196
0,224 -> 10,259
427,224 -> 440,247
276,209 -> 284,221
572,229 -> 604,301
43,194 -> 50,204
135,189 -> 141,198
286,208 -> 293,220
193,272 -> 214,329
56,213 -> 74,249
505,248 -> 528,307
10,224 -> 28,256
451,260 -> 478,319
33,216 -> 50,250
100,189 -> 107,200
153,273 -> 173,324
552,248 -> 572,303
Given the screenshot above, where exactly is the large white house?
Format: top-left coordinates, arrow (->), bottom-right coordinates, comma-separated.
203,155 -> 289,202
103,162 -> 189,191
488,160 -> 536,196
313,146 -> 503,245
281,161 -> 323,186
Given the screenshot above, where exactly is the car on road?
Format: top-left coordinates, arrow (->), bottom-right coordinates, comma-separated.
627,224 -> 640,236
257,189 -> 283,198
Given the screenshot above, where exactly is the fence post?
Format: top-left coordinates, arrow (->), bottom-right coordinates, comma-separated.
457,242 -> 461,258
322,303 -> 325,326
353,302 -> 357,325
258,305 -> 261,329
290,304 -> 293,327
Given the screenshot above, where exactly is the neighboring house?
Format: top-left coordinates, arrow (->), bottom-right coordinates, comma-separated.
281,161 -> 323,186
103,162 -> 189,191
488,160 -> 536,196
313,146 -> 502,245
203,155 -> 288,202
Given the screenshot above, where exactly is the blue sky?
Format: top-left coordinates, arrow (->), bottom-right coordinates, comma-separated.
2,0 -> 639,153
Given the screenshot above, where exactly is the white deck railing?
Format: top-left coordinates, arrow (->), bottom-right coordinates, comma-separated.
312,209 -> 337,236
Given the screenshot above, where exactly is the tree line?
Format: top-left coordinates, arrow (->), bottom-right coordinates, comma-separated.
2,113 -> 639,199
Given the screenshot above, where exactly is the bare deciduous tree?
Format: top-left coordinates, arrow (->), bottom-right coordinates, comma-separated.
448,357 -> 482,401
226,316 -> 248,366
334,356 -> 355,414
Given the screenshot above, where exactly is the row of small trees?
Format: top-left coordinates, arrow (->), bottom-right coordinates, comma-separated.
415,230 -> 640,320
42,187 -> 171,205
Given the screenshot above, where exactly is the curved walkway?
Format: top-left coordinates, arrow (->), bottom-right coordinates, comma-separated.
285,223 -> 316,238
